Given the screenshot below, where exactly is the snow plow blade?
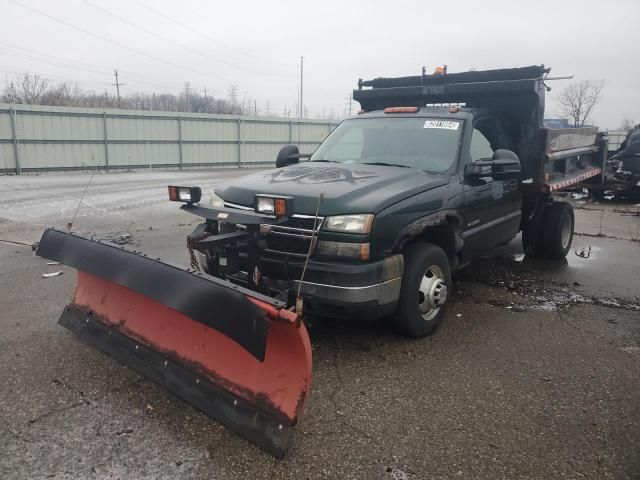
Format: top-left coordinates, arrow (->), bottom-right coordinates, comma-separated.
36,228 -> 312,458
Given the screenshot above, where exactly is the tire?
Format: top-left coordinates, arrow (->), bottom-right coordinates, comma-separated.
522,224 -> 543,258
540,202 -> 574,259
392,242 -> 452,338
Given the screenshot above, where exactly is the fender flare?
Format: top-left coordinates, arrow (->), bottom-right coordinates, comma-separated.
390,209 -> 465,255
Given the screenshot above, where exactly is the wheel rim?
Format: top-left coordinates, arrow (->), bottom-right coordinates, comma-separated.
417,265 -> 447,321
560,214 -> 572,249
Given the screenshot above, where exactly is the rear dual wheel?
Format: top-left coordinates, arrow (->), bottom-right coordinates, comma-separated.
541,201 -> 574,259
393,242 -> 451,338
522,201 -> 574,260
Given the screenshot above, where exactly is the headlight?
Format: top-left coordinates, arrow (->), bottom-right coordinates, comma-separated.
209,191 -> 225,208
256,196 -> 275,215
322,214 -> 374,233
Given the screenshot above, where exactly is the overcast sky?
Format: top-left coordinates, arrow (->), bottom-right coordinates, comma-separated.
2,0 -> 638,128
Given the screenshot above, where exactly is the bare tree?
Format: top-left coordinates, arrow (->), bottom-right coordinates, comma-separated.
1,73 -> 49,104
0,72 -> 291,118
1,78 -> 21,103
619,117 -> 635,132
557,80 -> 605,127
42,82 -> 81,106
20,73 -> 50,104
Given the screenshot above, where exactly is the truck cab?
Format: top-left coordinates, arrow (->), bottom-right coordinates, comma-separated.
176,65 -> 607,338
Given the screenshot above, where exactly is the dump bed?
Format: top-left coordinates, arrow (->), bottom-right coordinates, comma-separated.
537,126 -> 606,192
353,65 -> 607,193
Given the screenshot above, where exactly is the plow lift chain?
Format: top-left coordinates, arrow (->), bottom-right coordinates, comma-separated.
187,223 -> 210,271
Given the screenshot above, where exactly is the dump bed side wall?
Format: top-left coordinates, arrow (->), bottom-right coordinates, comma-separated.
521,127 -> 607,191
546,127 -> 599,153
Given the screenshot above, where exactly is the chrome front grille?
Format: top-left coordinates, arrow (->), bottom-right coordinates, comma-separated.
270,215 -> 323,235
224,202 -> 322,257
266,215 -> 323,257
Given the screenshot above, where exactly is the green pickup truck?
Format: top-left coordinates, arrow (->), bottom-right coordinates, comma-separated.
175,65 -> 608,337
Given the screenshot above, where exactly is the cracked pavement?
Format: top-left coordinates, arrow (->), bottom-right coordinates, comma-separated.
1,170 -> 639,479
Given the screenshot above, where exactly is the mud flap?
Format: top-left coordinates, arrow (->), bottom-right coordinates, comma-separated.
36,229 -> 312,458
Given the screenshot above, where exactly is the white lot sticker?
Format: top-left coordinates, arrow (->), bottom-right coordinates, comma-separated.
423,120 -> 460,130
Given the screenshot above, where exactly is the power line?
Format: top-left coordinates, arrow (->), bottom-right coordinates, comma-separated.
0,43 -> 110,75
0,66 -> 110,89
1,67 -> 218,106
0,65 -> 178,97
133,0 -> 296,68
0,51 -> 180,93
9,0 -> 235,84
0,41 -> 182,92
81,0 -> 290,78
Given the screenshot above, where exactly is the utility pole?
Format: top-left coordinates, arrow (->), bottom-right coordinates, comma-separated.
299,56 -> 304,119
343,95 -> 353,117
202,87 -> 208,112
184,82 -> 191,112
229,86 -> 238,104
349,94 -> 352,116
112,69 -> 124,108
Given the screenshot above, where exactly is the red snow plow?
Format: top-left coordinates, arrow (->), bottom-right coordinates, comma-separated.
36,226 -> 312,457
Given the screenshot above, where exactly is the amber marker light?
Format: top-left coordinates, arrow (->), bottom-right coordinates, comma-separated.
384,106 -> 419,113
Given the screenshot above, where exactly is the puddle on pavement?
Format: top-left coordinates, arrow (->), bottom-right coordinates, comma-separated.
568,245 -> 603,267
459,252 -> 640,313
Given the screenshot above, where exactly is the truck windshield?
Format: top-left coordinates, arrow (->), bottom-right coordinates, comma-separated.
310,117 -> 461,173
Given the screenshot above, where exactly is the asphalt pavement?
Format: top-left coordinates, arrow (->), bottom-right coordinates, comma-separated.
1,170 -> 639,479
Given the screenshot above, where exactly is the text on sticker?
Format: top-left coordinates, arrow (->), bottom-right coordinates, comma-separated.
423,120 -> 459,130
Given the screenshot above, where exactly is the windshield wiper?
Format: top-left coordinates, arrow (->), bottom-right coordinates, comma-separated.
311,159 -> 338,163
361,162 -> 411,168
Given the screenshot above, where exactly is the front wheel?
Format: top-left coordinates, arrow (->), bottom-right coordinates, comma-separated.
392,242 -> 452,338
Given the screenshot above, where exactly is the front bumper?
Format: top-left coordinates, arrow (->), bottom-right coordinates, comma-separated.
292,277 -> 402,305
276,254 -> 404,319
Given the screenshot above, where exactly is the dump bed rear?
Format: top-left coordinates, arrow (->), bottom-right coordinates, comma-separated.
529,126 -> 607,192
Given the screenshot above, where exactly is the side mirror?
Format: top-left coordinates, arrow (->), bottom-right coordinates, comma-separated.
465,149 -> 521,178
491,149 -> 521,176
276,144 -> 306,168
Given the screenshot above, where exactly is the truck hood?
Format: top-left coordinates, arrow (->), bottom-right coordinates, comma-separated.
216,163 -> 448,215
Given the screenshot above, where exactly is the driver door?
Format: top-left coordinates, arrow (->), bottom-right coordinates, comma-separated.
460,117 -> 522,253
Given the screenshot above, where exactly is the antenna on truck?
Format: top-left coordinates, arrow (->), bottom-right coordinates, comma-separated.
67,167 -> 97,232
295,190 -> 325,316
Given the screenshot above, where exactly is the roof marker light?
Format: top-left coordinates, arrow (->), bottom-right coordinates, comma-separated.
384,106 -> 419,113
